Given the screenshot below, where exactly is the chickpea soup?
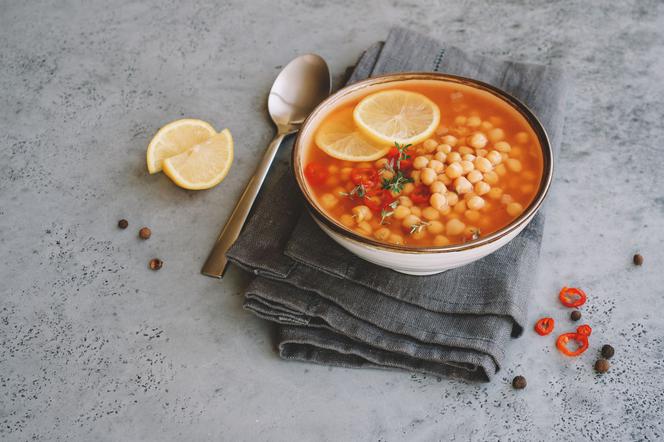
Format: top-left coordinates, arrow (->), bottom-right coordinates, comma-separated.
302,81 -> 543,248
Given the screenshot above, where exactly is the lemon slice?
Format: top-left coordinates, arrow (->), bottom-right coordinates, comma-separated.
315,108 -> 390,161
146,119 -> 217,174
163,129 -> 233,190
353,90 -> 440,145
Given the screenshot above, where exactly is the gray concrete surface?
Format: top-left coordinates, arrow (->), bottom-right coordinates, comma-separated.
2,0 -> 663,440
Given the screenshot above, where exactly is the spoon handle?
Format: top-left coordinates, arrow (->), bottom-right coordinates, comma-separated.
201,132 -> 286,278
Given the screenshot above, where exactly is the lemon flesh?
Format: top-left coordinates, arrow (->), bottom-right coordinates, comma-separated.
314,108 -> 391,162
163,129 -> 234,190
146,119 -> 217,174
353,90 -> 440,146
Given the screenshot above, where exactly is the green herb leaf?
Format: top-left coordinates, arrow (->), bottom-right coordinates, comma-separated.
409,220 -> 430,235
381,170 -> 412,194
340,184 -> 366,199
380,200 -> 399,225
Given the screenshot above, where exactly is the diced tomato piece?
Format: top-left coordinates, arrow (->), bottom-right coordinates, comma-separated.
410,184 -> 430,204
304,162 -> 328,185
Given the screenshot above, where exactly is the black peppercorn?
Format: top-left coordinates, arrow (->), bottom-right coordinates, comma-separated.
139,227 -> 152,240
594,358 -> 610,373
601,344 -> 615,359
149,258 -> 163,270
512,375 -> 527,389
570,310 -> 582,321
118,219 -> 128,229
633,254 -> 644,266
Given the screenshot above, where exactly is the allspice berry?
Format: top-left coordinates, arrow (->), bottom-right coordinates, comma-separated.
512,375 -> 527,389
570,310 -> 582,321
149,258 -> 163,270
601,344 -> 615,359
118,219 -> 128,229
139,227 -> 152,240
594,358 -> 610,373
633,254 -> 644,266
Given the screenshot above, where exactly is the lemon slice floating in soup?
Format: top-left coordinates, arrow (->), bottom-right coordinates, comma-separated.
353,89 -> 440,145
315,108 -> 391,161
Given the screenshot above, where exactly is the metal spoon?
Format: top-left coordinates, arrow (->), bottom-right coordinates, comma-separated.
202,54 -> 331,278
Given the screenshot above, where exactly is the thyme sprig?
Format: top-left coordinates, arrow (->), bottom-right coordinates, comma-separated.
339,184 -> 366,199
381,170 -> 412,194
409,221 -> 430,235
394,142 -> 412,170
380,200 -> 399,225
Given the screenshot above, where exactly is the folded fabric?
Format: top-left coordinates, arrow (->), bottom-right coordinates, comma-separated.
227,27 -> 567,381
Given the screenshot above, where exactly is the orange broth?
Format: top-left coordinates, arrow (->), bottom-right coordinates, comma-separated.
304,82 -> 543,247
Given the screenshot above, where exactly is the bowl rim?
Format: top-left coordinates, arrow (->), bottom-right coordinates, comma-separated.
291,72 -> 553,254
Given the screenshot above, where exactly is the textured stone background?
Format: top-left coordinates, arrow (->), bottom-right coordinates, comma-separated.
1,0 -> 663,440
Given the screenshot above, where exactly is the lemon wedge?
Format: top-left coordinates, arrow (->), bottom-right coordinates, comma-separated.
163,129 -> 233,190
353,90 -> 440,145
315,108 -> 390,161
146,119 -> 217,174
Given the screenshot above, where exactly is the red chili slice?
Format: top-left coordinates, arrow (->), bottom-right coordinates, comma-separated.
559,286 -> 587,308
304,162 -> 328,185
556,332 -> 589,357
351,168 -> 379,189
410,185 -> 431,204
534,317 -> 555,336
576,324 -> 592,337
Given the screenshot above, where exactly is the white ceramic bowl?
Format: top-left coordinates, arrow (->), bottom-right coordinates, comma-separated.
292,73 -> 553,275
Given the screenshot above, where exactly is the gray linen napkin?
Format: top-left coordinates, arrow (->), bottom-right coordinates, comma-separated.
227,28 -> 567,381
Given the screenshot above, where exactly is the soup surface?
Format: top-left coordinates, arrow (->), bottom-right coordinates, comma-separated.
303,81 -> 543,247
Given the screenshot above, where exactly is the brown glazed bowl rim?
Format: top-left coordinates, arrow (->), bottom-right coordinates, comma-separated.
291,72 -> 553,254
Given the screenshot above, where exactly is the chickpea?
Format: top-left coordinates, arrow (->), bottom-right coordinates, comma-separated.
467,195 -> 486,210
506,158 -> 523,172
454,176 -> 473,194
420,167 -> 437,185
488,116 -> 504,126
441,135 -> 458,147
446,218 -> 466,236
474,181 -> 491,196
495,163 -> 507,176
393,205 -> 411,220
423,139 -> 438,152
340,167 -> 353,180
439,205 -> 451,215
521,183 -> 535,194
433,235 -> 450,246
320,193 -> 339,209
434,151 -> 447,163
410,206 -> 421,217
333,186 -> 346,197
474,156 -> 493,173
460,160 -> 475,174
429,193 -> 447,211
437,143 -> 453,154
427,220 -> 444,234
356,221 -> 373,236
511,146 -> 523,157
435,125 -> 449,135
358,162 -> 371,169
398,195 -> 413,207
446,192 -> 459,206
445,162 -> 463,179
522,170 -> 537,181
465,209 -> 481,222
413,155 -> 429,169
475,149 -> 488,157
411,229 -> 426,240
494,141 -> 511,152
501,193 -> 514,205
500,152 -> 510,162
325,176 -> 340,187
454,200 -> 467,213
402,182 -> 415,194
380,169 -> 394,181
402,214 -> 422,229
462,153 -> 476,162
328,164 -> 339,174
458,145 -> 474,156
388,234 -> 403,245
486,150 -> 502,165
480,120 -> 493,131
488,128 -> 505,142
467,115 -> 481,127
429,159 -> 444,173
374,158 -> 389,169
438,174 -> 452,185
340,213 -> 355,227
469,132 -> 488,149
446,152 -> 462,164
515,131 -> 529,144
352,205 -> 372,222
422,206 -> 440,221
463,191 -> 477,202
483,170 -> 499,185
411,170 -> 421,184
374,227 -> 391,241
454,115 -> 467,125
467,169 -> 483,184
506,202 -> 524,217
487,187 -> 503,200
430,181 -> 447,194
